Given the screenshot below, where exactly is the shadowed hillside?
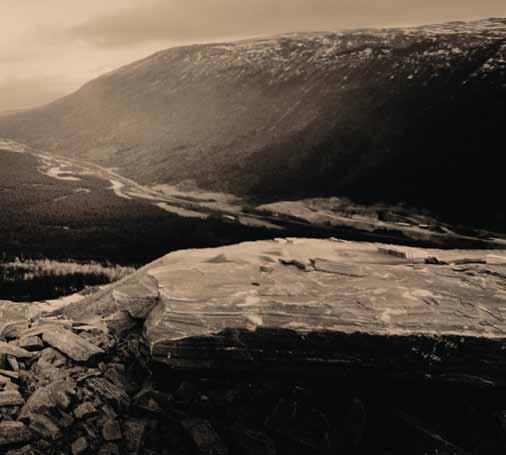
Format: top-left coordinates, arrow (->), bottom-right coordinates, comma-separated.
0,18 -> 504,228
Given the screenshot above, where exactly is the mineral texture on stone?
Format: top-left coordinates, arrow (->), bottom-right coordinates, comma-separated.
0,238 -> 505,453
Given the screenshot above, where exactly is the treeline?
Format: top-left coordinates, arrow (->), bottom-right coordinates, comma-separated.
0,258 -> 135,302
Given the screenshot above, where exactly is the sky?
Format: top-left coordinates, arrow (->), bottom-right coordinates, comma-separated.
1,0 -> 505,111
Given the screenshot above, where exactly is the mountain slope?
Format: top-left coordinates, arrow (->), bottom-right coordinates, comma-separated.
0,18 -> 505,227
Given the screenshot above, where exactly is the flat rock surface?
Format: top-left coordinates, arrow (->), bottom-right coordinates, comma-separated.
58,239 -> 506,352
40,327 -> 104,363
147,239 -> 506,341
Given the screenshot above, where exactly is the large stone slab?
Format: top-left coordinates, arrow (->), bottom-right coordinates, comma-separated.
59,238 -> 506,380
143,239 -> 506,342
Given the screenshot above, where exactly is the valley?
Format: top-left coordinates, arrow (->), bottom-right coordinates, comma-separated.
1,19 -> 504,230
2,136 -> 503,303
0,141 -> 284,300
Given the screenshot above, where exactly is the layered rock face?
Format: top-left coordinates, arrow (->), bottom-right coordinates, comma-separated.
2,238 -> 506,453
62,238 -> 506,347
0,19 -> 505,226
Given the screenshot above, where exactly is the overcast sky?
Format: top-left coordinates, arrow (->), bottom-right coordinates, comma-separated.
1,0 -> 505,111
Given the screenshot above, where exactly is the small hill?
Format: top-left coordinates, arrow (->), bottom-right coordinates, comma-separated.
0,18 -> 505,228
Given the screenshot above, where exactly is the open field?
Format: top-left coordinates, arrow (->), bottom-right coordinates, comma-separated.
0,258 -> 134,302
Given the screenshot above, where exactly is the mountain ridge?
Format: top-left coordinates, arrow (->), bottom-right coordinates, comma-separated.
0,18 -> 504,228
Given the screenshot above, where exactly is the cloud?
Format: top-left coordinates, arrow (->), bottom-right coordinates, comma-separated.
68,0 -> 506,48
0,76 -> 75,112
0,51 -> 39,65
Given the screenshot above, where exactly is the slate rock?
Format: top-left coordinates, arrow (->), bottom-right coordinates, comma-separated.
7,356 -> 20,372
4,382 -> 20,392
72,436 -> 88,455
74,402 -> 97,420
36,348 -> 67,370
5,445 -> 43,455
267,396 -> 332,451
103,311 -> 138,336
0,369 -> 19,380
123,419 -> 147,454
54,410 -> 75,429
182,418 -> 228,455
0,390 -> 25,407
19,380 -> 76,421
0,421 -> 32,447
112,278 -> 160,320
0,321 -> 30,341
18,336 -> 45,352
133,388 -> 164,415
0,342 -> 34,360
102,419 -> 122,441
0,374 -> 13,385
98,443 -> 120,455
29,414 -> 62,440
85,377 -> 130,413
42,328 -> 104,363
230,427 -> 277,455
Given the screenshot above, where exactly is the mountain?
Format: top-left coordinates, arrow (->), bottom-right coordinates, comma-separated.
0,18 -> 504,228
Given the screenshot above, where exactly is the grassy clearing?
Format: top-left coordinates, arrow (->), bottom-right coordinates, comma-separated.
0,258 -> 135,302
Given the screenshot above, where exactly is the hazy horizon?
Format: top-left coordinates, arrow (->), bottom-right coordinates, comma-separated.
1,0 -> 505,111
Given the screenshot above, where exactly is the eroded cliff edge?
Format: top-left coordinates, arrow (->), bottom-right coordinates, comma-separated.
1,238 -> 506,453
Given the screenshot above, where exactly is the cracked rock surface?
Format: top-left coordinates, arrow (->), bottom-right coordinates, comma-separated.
1,238 -> 506,453
60,238 -> 506,351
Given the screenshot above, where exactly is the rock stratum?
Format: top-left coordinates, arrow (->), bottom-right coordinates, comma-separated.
0,19 -> 505,227
2,238 -> 506,453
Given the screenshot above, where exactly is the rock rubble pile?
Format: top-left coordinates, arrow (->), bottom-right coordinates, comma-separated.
0,317 -> 154,454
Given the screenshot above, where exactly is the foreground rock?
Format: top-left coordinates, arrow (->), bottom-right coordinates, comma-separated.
0,317 -> 149,454
60,239 -> 506,376
0,421 -> 32,448
1,238 -> 505,453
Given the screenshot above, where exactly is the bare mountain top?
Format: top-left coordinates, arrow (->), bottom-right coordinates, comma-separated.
0,18 -> 505,227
